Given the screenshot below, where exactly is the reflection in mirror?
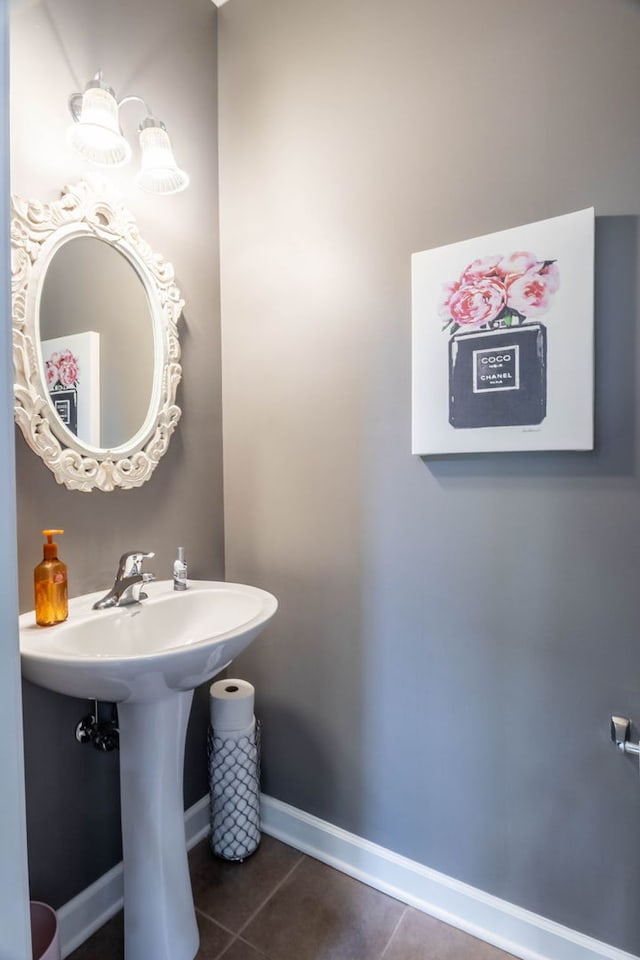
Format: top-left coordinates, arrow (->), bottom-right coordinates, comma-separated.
39,237 -> 155,449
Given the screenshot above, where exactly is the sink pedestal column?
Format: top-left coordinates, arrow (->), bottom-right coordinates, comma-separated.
117,690 -> 199,960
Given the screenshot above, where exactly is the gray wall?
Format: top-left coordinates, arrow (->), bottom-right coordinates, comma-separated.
218,0 -> 640,952
11,0 -> 222,908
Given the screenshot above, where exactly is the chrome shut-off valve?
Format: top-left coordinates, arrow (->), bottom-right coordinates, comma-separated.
76,700 -> 119,752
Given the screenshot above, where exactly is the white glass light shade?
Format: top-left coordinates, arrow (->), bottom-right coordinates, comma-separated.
67,86 -> 131,166
136,122 -> 189,195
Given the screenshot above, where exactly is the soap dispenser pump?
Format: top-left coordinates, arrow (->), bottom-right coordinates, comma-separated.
34,529 -> 68,626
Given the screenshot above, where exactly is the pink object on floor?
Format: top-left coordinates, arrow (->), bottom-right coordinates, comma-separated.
30,901 -> 60,960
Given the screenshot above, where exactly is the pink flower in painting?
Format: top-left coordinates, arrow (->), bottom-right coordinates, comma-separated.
439,249 -> 559,331
506,261 -> 560,318
56,349 -> 80,388
448,276 -> 506,327
461,255 -> 502,283
438,280 -> 461,323
497,251 -> 537,281
46,361 -> 58,388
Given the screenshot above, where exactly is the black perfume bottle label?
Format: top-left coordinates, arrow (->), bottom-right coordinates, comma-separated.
51,388 -> 78,436
473,345 -> 519,393
449,324 -> 547,429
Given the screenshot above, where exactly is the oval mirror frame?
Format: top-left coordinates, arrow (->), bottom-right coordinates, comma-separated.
11,177 -> 183,492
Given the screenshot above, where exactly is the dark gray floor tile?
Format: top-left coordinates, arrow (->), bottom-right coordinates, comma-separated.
191,834 -> 303,932
383,909 -> 518,960
242,855 -> 404,960
67,912 -> 123,960
220,939 -> 270,960
189,836 -> 216,871
197,913 -> 235,958
68,838 -> 518,960
67,908 -> 232,960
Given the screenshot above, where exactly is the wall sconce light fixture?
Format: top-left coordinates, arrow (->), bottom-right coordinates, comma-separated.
67,71 -> 189,195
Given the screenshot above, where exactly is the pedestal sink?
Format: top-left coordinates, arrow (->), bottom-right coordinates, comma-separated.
19,580 -> 277,960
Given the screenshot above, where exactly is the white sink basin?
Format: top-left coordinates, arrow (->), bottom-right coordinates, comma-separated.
19,579 -> 277,960
19,579 -> 277,702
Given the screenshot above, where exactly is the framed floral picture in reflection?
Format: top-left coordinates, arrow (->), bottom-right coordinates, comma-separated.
42,331 -> 101,447
411,208 -> 594,455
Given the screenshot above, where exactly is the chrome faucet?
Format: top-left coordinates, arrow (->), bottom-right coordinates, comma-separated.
93,551 -> 156,610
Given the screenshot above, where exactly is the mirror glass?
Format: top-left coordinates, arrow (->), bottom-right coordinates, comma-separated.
38,237 -> 155,450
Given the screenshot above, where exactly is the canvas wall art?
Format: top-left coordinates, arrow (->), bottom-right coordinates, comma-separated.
411,208 -> 594,454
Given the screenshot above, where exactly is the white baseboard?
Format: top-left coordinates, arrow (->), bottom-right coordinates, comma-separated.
259,794 -> 638,960
56,795 -> 210,959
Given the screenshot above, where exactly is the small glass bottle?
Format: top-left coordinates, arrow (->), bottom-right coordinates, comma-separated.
173,546 -> 188,591
34,529 -> 68,626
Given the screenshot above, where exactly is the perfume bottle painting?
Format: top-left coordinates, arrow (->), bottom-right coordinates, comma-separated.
439,252 -> 559,430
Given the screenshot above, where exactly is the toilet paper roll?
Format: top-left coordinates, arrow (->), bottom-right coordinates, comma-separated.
209,678 -> 255,732
213,716 -> 256,746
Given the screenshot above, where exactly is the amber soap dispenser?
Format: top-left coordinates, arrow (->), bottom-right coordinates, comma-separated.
34,529 -> 68,626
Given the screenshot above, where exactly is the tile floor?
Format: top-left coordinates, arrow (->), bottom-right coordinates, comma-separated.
68,835 -> 517,960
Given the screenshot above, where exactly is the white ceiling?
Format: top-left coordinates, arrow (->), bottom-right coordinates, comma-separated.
211,0 -> 232,6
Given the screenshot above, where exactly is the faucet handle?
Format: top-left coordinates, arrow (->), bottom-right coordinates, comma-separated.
118,550 -> 155,578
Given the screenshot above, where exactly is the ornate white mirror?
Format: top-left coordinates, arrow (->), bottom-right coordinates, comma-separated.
11,178 -> 183,491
